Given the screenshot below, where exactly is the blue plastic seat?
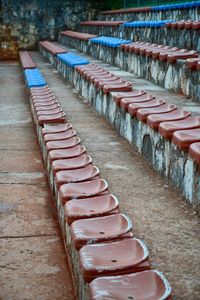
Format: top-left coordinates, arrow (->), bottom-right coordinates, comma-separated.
24,68 -> 47,88
152,1 -> 200,11
90,36 -> 131,48
124,20 -> 175,28
57,52 -> 89,67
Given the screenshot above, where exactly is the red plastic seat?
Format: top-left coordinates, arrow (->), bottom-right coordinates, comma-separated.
46,136 -> 81,152
192,21 -> 200,29
31,91 -> 53,97
55,165 -> 100,188
37,107 -> 63,117
19,51 -> 37,69
189,143 -> 200,164
147,109 -> 191,130
71,213 -> 133,250
39,40 -> 66,55
128,99 -> 165,117
167,50 -> 198,64
32,96 -> 55,103
38,112 -> 66,125
85,70 -> 109,80
120,93 -> 155,111
48,145 -> 86,163
172,128 -> 200,151
158,117 -> 200,140
137,104 -> 177,123
92,74 -> 116,84
42,123 -> 72,135
186,58 -> 200,70
60,30 -> 97,41
35,103 -> 60,112
197,61 -> 200,71
89,270 -> 172,300
159,49 -> 187,62
184,20 -> 193,29
133,43 -> 151,54
98,79 -> 125,90
139,43 -> 158,56
30,87 -> 51,93
177,20 -> 187,29
103,82 -> 132,94
113,90 -> 146,105
34,100 -> 58,108
152,46 -> 174,59
59,178 -> 109,204
145,45 -> 165,57
94,76 -> 120,87
51,154 -> 92,175
79,238 -> 150,283
64,194 -> 119,225
44,129 -> 76,142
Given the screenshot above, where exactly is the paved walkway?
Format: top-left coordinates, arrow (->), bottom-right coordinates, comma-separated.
0,61 -> 75,300
32,51 -> 200,300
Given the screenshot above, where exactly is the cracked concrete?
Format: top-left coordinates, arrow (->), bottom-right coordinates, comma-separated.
0,61 -> 75,300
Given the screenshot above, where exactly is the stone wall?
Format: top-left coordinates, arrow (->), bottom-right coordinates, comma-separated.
0,0 -> 98,60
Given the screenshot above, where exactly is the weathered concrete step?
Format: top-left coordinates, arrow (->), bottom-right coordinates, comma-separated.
39,45 -> 200,211
57,36 -> 200,102
77,22 -> 200,52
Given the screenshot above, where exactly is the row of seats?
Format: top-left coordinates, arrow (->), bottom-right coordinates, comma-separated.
121,41 -> 199,64
101,6 -> 150,15
39,41 -> 90,68
90,36 -> 131,48
166,20 -> 200,29
152,1 -> 200,11
186,58 -> 200,70
30,86 -> 66,125
24,68 -> 47,88
57,53 -> 89,67
80,20 -> 125,26
20,52 -> 173,299
124,20 -> 174,28
80,19 -> 199,30
101,1 -> 200,14
39,40 -> 66,55
60,30 -> 97,41
19,51 -> 47,88
61,31 -> 198,66
76,63 -> 132,94
75,63 -> 200,161
19,51 -> 37,69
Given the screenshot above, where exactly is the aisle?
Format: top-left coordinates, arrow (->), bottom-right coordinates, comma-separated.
0,61 -> 75,300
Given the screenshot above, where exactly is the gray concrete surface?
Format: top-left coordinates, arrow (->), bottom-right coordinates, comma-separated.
0,61 -> 75,300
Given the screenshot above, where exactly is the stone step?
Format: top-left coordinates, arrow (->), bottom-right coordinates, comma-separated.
58,33 -> 199,102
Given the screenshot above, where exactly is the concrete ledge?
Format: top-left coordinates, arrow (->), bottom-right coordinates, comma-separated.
58,35 -> 200,102
40,46 -> 200,213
